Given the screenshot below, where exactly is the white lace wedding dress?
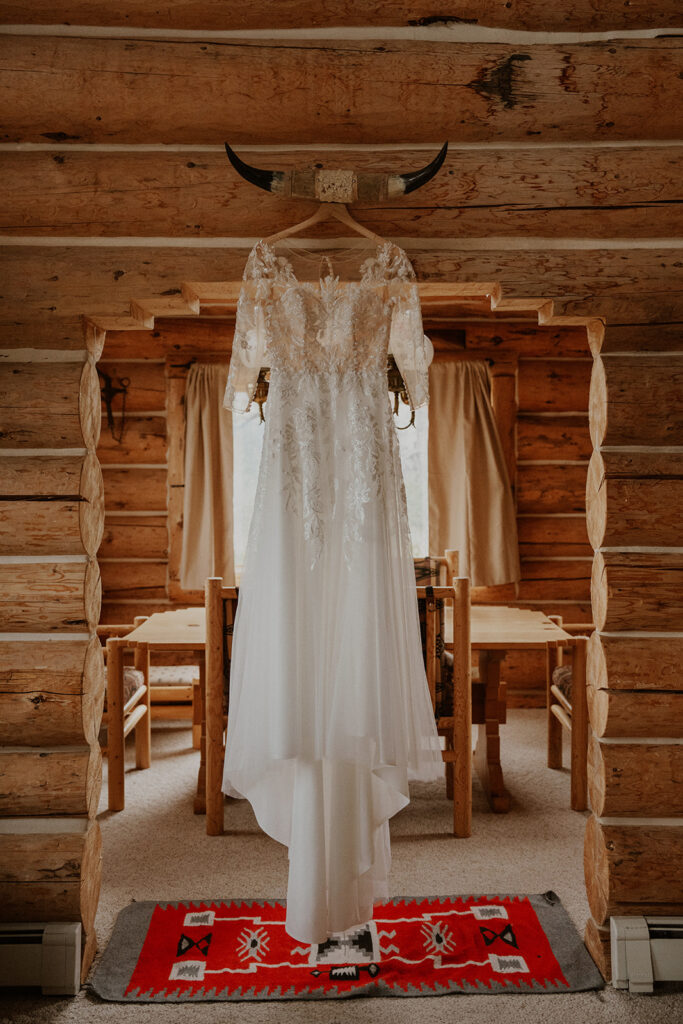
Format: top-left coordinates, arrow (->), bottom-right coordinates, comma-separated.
222,239 -> 442,944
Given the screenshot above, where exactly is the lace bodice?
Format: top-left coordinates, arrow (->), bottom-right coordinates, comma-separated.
224,239 -> 429,414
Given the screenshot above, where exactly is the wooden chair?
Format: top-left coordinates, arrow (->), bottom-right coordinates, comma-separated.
547,631 -> 589,811
204,578 -> 239,835
129,615 -> 202,749
418,572 -> 475,837
97,625 -> 152,812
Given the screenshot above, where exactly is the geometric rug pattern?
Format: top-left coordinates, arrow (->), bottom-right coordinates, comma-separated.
90,892 -> 603,1001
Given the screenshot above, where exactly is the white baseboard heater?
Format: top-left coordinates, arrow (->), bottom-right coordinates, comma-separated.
611,916 -> 683,994
0,922 -> 81,995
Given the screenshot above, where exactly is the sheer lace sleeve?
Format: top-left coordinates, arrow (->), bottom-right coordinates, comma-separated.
387,249 -> 429,410
224,244 -> 273,414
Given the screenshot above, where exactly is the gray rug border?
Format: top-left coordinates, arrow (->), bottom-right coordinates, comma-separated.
89,892 -> 604,1002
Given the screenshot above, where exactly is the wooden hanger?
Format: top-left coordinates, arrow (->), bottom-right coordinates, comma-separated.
263,202 -> 387,246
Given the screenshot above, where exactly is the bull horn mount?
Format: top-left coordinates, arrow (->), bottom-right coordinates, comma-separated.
224,143 -> 448,203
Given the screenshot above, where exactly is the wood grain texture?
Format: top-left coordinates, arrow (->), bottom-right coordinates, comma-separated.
588,632 -> 683,693
584,918 -> 611,982
98,361 -> 166,412
97,415 -> 167,465
517,463 -> 587,513
99,560 -> 167,601
0,819 -> 101,934
517,359 -> 591,413
99,515 -> 168,560
590,354 -> 683,447
1,36 -> 682,145
0,744 -> 102,818
1,1 -> 679,31
592,322 -> 683,356
0,453 -> 104,556
0,636 -> 104,746
589,735 -> 683,816
591,550 -> 683,632
465,323 -> 590,358
0,559 -> 101,632
516,515 -> 591,558
584,816 -> 683,926
517,415 -> 591,461
588,687 -> 683,739
3,145 -> 682,239
101,467 -> 167,511
517,559 -> 591,601
2,248 -> 682,346
1,360 -> 100,449
586,448 -> 683,549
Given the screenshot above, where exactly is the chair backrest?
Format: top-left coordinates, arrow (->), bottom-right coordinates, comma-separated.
416,579 -> 470,720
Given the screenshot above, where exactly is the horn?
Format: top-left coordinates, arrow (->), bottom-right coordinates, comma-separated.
387,142 -> 449,197
224,143 -> 287,194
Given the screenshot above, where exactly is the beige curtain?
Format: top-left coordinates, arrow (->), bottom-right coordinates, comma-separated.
428,360 -> 520,587
180,363 -> 235,590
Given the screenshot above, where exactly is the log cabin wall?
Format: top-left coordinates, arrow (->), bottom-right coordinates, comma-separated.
1,2 -> 682,984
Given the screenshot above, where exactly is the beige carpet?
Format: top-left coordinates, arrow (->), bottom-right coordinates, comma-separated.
3,710 -> 681,1023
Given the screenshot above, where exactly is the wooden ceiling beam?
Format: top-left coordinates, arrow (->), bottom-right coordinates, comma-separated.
1,1 -> 679,33
1,35 -> 681,145
2,245 -> 680,339
3,147 -> 682,240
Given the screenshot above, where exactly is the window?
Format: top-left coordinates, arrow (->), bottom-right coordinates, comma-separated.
233,403 -> 429,575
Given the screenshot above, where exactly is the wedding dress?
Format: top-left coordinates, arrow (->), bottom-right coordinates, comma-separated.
222,239 -> 443,944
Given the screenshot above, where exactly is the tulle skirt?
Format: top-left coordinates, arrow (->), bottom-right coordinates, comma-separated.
222,372 -> 442,944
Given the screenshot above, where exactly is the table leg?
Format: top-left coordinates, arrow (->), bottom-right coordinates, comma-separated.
473,649 -> 510,812
194,659 -> 206,814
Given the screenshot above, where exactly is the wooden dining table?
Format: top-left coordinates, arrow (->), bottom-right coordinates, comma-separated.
124,604 -> 575,832
446,604 -> 575,819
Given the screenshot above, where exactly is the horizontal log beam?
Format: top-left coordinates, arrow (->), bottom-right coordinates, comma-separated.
591,323 -> 683,356
517,415 -> 591,461
0,453 -> 104,556
0,818 -> 101,934
588,687 -> 683,739
98,361 -> 166,412
0,636 -> 104,746
518,359 -> 591,413
2,248 -> 681,343
99,515 -> 168,560
516,514 -> 591,558
465,323 -> 590,358
3,146 -> 683,240
0,744 -> 102,818
99,560 -> 168,600
586,449 -> 683,549
590,354 -> 683,447
0,559 -> 101,632
1,2 -> 679,32
584,817 -> 683,926
589,735 -> 683,816
591,550 -> 683,632
97,415 -> 167,465
101,466 -> 167,511
588,632 -> 683,693
1,360 -> 100,449
517,463 -> 587,514
1,36 -> 682,145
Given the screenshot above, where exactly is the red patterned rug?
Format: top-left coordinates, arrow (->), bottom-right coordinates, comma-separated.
90,892 -> 602,1001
